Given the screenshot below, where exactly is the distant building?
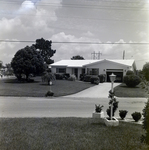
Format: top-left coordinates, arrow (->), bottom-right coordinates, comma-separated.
51,59 -> 136,82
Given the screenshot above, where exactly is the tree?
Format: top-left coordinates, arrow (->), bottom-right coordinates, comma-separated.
11,46 -> 45,81
5,63 -> 13,76
71,55 -> 85,60
33,38 -> 56,65
0,60 -> 2,69
142,62 -> 149,81
126,70 -> 134,75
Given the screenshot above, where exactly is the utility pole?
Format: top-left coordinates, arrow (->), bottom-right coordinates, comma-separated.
91,51 -> 102,60
123,50 -> 125,60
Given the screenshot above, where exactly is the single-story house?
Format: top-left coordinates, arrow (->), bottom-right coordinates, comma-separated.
51,59 -> 136,82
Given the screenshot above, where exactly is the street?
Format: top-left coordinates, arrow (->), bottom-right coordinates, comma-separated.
0,96 -> 147,118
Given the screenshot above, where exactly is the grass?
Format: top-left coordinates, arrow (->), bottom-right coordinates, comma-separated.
0,76 -> 94,97
0,118 -> 148,150
114,83 -> 146,97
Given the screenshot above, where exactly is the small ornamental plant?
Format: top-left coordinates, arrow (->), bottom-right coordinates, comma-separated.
131,112 -> 141,122
106,90 -> 119,119
119,110 -> 128,120
95,104 -> 104,113
45,90 -> 54,97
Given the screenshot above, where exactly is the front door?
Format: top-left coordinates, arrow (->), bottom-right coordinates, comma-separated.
74,68 -> 78,79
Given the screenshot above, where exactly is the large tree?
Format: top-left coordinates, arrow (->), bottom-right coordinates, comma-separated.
0,60 -> 2,69
142,62 -> 149,81
33,38 -> 56,64
11,46 -> 45,81
71,55 -> 84,60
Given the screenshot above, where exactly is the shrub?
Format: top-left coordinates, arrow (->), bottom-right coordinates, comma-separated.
68,74 -> 76,81
45,90 -> 54,97
79,74 -> 86,81
64,73 -> 70,79
142,98 -> 149,144
119,110 -> 128,120
95,104 -> 104,113
83,75 -> 92,82
126,70 -> 134,75
54,73 -> 64,80
123,75 -> 141,87
131,112 -> 141,122
90,76 -> 100,85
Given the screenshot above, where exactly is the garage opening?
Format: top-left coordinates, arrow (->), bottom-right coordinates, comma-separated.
106,69 -> 123,82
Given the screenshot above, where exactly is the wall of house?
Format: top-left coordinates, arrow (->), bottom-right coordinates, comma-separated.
86,61 -> 131,74
85,61 -> 132,82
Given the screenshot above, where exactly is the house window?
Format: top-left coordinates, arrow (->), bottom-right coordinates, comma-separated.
87,68 -> 99,75
56,68 -> 66,73
82,68 -> 85,74
92,68 -> 99,75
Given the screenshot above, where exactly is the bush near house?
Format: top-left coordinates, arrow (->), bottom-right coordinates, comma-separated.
83,74 -> 106,83
83,75 -> 93,82
90,76 -> 100,85
123,75 -> 141,87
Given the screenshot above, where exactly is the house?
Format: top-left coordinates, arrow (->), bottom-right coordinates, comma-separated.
51,59 -> 136,82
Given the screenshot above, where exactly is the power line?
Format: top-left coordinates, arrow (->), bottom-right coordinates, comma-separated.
0,1 -> 148,11
0,40 -> 149,45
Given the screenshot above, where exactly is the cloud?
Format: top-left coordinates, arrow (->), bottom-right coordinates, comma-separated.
18,0 -> 36,13
0,0 -> 148,70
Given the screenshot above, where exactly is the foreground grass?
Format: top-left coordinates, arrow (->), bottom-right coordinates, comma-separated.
0,77 -> 94,97
114,83 -> 146,97
0,118 -> 148,150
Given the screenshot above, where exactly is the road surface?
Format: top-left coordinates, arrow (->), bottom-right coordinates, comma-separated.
0,96 -> 147,118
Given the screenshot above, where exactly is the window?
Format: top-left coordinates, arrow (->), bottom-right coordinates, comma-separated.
56,68 -> 66,73
87,68 -> 99,75
82,68 -> 85,74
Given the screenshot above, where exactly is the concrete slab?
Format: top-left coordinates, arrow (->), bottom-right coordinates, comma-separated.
64,82 -> 121,98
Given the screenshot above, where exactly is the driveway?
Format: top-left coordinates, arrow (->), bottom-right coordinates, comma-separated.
65,82 -> 121,98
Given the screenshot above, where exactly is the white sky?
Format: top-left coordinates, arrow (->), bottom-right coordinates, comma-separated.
0,0 -> 149,70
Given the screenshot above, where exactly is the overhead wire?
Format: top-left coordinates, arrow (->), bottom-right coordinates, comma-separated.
0,0 -> 148,11
0,40 -> 149,45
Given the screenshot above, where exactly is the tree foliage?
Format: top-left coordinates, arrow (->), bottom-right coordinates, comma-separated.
11,46 -> 45,81
33,38 -> 56,64
126,70 -> 134,75
142,62 -> 149,81
0,60 -> 2,69
71,55 -> 85,60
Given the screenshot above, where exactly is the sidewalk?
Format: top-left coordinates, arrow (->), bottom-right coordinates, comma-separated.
65,82 -> 121,98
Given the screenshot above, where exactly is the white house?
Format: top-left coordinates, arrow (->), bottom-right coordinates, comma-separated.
51,59 -> 136,82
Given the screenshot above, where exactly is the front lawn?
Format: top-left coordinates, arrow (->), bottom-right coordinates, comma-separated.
114,83 -> 146,97
0,118 -> 148,150
0,77 -> 94,97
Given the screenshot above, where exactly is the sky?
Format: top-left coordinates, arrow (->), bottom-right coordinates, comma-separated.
0,0 -> 148,70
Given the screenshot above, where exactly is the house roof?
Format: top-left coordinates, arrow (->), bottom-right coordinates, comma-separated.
51,59 -> 135,68
51,60 -> 102,67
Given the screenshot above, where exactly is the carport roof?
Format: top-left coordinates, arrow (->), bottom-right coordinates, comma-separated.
51,59 -> 135,67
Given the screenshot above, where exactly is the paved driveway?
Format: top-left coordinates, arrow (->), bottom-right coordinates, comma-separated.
65,82 -> 121,98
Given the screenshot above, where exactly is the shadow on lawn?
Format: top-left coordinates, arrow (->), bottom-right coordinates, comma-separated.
118,83 -> 140,88
4,79 -> 40,84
